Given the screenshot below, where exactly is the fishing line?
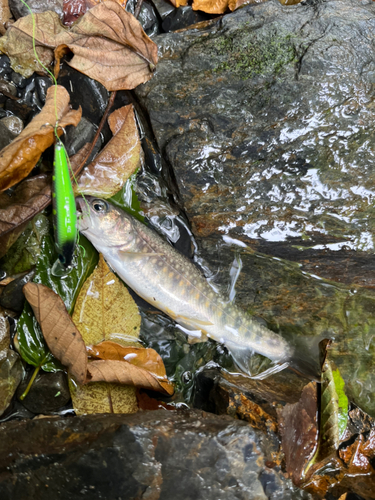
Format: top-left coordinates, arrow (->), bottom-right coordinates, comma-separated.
19,0 -> 91,275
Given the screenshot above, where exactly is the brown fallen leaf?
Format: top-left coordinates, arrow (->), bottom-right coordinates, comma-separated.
191,0 -> 266,14
0,0 -> 11,35
169,0 -> 188,7
23,282 -> 87,384
63,0 -> 127,26
75,104 -> 141,197
71,253 -> 141,414
0,2 -> 158,91
87,341 -> 174,395
86,359 -> 174,395
0,85 -> 81,192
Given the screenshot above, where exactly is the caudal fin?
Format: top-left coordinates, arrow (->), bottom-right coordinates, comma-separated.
286,335 -> 326,381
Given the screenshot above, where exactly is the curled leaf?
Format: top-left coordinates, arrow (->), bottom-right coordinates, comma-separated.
75,104 -> 141,197
23,282 -> 87,384
0,85 -> 81,192
87,341 -> 174,395
0,2 -> 158,90
86,359 -> 174,395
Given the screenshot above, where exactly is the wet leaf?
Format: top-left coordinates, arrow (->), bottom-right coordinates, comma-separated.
86,359 -> 173,394
70,253 -> 141,414
17,233 -> 98,372
87,341 -> 174,395
315,356 -> 349,460
0,174 -> 51,250
0,213 -> 50,273
0,0 -> 11,35
0,86 -> 81,192
0,307 -> 23,417
75,104 -> 141,198
23,283 -> 88,384
0,2 -> 158,91
278,381 -> 319,485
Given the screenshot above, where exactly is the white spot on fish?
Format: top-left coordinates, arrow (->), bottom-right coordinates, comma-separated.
225,325 -> 239,337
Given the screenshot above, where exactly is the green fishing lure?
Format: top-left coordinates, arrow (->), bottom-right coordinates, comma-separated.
52,140 -> 77,268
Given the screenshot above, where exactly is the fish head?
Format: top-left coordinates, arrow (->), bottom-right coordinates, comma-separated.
76,196 -> 134,249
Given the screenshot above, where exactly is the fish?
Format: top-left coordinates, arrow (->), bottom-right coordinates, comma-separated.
77,196 -> 321,380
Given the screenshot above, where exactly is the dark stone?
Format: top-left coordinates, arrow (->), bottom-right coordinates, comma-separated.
0,77 -> 17,98
0,269 -> 35,312
0,410 -> 307,499
17,370 -> 70,414
35,76 -> 53,104
10,71 -> 30,89
0,121 -> 17,150
0,115 -> 24,135
8,0 -> 63,20
5,98 -> 35,123
0,55 -> 12,79
64,116 -> 98,157
126,0 -> 160,36
0,110 -> 7,119
162,6 -> 212,32
57,64 -> 109,125
152,0 -> 174,19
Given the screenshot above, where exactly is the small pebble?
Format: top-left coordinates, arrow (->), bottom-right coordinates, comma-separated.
35,76 -> 52,104
0,115 -> 24,135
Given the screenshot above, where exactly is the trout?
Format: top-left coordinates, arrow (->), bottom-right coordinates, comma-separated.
77,197 -> 320,379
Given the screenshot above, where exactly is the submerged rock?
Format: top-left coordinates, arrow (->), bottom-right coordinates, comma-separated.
136,0 -> 375,285
0,410 -> 311,500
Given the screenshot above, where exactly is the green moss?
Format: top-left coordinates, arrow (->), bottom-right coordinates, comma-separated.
211,29 -> 296,80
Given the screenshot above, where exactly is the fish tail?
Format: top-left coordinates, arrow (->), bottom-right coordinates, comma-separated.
286,335 -> 325,381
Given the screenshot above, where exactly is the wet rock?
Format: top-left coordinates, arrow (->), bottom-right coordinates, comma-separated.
0,121 -> 17,150
0,55 -> 12,79
5,98 -> 35,123
137,0 -> 375,286
64,116 -> 98,157
162,6 -> 212,32
35,76 -> 52,104
0,410 -> 310,499
126,0 -> 160,36
10,71 -> 30,89
152,0 -> 174,19
58,65 -> 109,125
0,270 -> 35,312
193,365 -> 306,433
0,77 -> 17,98
9,0 -> 63,20
17,370 -> 70,414
0,115 -> 23,135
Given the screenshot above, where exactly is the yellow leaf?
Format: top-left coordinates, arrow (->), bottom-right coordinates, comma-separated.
71,253 -> 141,414
75,104 -> 141,198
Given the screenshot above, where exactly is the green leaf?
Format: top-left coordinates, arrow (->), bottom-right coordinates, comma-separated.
0,214 -> 50,275
17,232 -> 98,371
109,172 -> 144,223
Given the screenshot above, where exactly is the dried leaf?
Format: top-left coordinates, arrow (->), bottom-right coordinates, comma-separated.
71,253 -> 141,414
0,2 -> 158,90
23,282 -> 87,384
0,85 -> 81,192
87,341 -> 174,395
192,0 -> 228,14
63,0 -> 127,26
0,0 -> 11,35
75,104 -> 141,197
228,0 -> 267,11
169,0 -> 188,7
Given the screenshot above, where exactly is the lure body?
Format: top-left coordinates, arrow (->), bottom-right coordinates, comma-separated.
52,141 -> 77,267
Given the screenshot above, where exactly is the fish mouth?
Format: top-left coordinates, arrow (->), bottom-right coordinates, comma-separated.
76,196 -> 92,232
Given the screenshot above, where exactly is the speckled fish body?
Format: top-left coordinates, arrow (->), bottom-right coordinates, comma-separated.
77,197 -> 316,377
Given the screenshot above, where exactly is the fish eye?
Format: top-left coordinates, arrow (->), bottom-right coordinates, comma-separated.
92,199 -> 108,213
